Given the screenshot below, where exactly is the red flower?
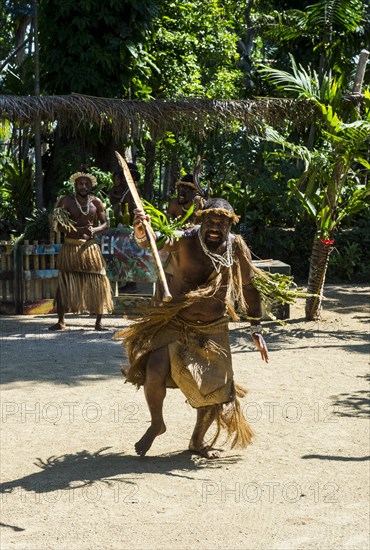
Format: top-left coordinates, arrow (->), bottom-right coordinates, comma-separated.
321,238 -> 335,245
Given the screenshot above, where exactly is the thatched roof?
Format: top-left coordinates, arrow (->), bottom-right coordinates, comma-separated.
0,94 -> 316,138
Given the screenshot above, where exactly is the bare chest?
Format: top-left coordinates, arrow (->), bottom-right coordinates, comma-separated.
173,239 -> 216,288
67,197 -> 97,224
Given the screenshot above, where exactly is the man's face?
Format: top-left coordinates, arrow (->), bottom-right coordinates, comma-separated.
200,212 -> 232,251
75,177 -> 93,197
113,173 -> 125,188
177,184 -> 195,205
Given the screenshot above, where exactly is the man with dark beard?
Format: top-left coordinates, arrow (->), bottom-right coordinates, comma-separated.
167,174 -> 202,222
118,198 -> 268,459
49,172 -> 113,331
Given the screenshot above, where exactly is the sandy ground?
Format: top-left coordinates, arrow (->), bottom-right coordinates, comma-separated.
0,284 -> 369,550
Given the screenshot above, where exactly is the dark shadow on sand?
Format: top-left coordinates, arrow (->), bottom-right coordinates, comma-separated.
230,323 -> 369,356
331,390 -> 370,418
230,284 -> 369,354
0,316 -> 125,385
319,285 -> 369,317
0,522 -> 25,532
0,447 -> 242,497
302,454 -> 370,461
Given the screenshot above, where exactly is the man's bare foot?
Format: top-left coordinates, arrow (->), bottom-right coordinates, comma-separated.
94,324 -> 109,331
135,423 -> 166,457
48,322 -> 65,331
188,440 -> 221,459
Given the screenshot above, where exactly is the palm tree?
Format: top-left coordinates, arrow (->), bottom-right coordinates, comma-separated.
260,56 -> 370,320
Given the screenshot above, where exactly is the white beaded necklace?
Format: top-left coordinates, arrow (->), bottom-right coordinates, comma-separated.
74,195 -> 92,216
197,227 -> 233,273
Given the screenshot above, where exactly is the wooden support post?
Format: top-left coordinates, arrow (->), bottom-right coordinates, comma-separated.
50,261 -> 57,296
33,241 -> 40,300
24,240 -> 31,302
353,49 -> 369,94
49,239 -> 57,297
6,243 -> 13,301
0,245 -> 7,300
41,252 -> 46,298
14,242 -> 23,314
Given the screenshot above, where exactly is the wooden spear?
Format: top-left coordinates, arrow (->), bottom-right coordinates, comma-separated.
115,151 -> 172,302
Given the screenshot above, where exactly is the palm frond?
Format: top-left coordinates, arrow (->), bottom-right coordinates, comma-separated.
306,0 -> 364,34
259,56 -> 322,100
264,126 -> 312,168
261,9 -> 309,43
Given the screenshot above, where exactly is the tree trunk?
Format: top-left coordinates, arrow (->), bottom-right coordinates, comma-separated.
143,139 -> 156,201
162,159 -> 180,200
33,0 -> 44,210
305,234 -> 333,320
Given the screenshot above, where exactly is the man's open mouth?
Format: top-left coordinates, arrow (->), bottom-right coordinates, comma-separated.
205,231 -> 222,240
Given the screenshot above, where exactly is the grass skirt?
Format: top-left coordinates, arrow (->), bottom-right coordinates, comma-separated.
118,312 -> 254,449
57,239 -> 113,314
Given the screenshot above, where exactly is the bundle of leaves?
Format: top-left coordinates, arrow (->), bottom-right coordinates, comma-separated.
251,269 -> 306,321
52,207 -> 76,232
142,200 -> 195,246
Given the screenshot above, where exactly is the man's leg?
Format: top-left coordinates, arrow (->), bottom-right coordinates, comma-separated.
95,314 -> 109,331
189,405 -> 221,459
48,289 -> 66,331
135,346 -> 170,457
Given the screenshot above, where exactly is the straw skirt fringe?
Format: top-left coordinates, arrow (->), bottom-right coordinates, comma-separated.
120,315 -> 254,448
57,239 -> 113,314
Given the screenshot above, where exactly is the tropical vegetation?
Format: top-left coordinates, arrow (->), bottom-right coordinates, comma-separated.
0,0 -> 369,318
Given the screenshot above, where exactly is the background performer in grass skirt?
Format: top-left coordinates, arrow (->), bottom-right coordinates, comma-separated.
49,172 -> 113,331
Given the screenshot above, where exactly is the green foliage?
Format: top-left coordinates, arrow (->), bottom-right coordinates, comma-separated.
260,55 -> 343,104
89,167 -> 114,208
39,0 -> 158,96
22,208 -> 52,243
245,215 -> 370,283
181,130 -> 303,228
139,0 -> 244,99
327,241 -> 362,281
0,154 -> 34,235
254,0 -> 369,91
0,4 -> 14,64
0,56 -> 35,95
326,215 -> 370,282
0,1 -> 34,94
143,199 -> 194,246
259,58 -> 370,239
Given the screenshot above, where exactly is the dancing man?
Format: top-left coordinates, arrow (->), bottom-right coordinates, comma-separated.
119,197 -> 268,458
